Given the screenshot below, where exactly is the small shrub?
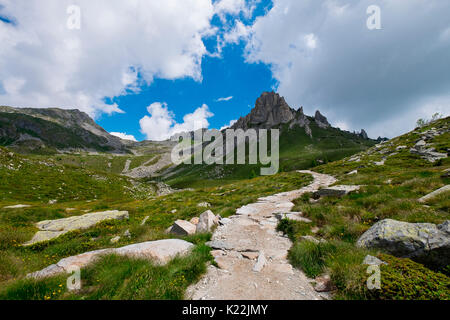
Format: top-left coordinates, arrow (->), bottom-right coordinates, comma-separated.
288,241 -> 337,278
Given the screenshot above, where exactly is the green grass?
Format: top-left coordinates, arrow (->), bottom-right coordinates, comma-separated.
0,242 -> 213,300
164,120 -> 375,189
279,117 -> 450,300
0,148 -> 312,297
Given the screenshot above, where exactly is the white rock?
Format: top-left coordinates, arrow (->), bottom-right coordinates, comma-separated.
3,204 -> 31,209
24,210 -> 129,246
197,202 -> 211,208
418,185 -> 450,203
110,236 -> 121,244
170,220 -> 197,236
196,210 -> 218,233
28,239 -> 194,279
253,252 -> 267,272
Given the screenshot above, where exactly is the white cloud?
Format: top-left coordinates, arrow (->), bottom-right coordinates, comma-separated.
0,0 -> 215,117
219,119 -> 237,131
244,0 -> 450,137
139,102 -> 214,141
214,0 -> 259,21
110,132 -> 137,142
217,96 -> 233,102
304,33 -> 317,49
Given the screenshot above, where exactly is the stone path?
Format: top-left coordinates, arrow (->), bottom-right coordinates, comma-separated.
186,170 -> 337,300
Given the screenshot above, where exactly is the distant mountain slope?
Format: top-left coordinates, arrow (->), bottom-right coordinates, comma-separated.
163,92 -> 377,188
0,106 -> 129,153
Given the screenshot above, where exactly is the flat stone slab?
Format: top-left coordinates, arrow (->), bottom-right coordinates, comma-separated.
418,185 -> 450,203
24,210 -> 129,246
28,239 -> 194,279
3,204 -> 31,209
170,220 -> 197,236
313,185 -> 361,198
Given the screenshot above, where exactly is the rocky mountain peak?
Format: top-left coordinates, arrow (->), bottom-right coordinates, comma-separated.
232,91 -> 296,130
314,111 -> 331,129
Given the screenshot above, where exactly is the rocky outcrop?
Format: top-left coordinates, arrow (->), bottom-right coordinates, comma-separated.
24,210 -> 129,246
314,111 -> 330,129
357,219 -> 450,268
0,106 -> 130,153
28,239 -> 194,279
232,92 -> 295,130
359,129 -> 369,140
409,128 -> 449,162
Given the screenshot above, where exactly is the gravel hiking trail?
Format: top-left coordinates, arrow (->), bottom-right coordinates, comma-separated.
186,170 -> 337,300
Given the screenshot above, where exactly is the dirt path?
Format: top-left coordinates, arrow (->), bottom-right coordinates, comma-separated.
186,170 -> 337,300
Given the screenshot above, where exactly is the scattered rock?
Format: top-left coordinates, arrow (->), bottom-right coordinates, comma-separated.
418,185 -> 450,203
275,212 -> 312,223
3,204 -> 31,209
347,170 -> 358,175
197,202 -> 211,208
219,218 -> 232,226
28,239 -> 194,279
171,209 -> 178,214
357,219 -> 450,268
110,236 -> 121,244
314,275 -> 335,292
299,236 -> 322,244
123,229 -> 131,238
313,185 -> 360,199
170,220 -> 197,236
24,210 -> 129,246
363,255 -> 387,266
196,210 -> 218,233
141,216 -> 149,226
48,199 -> 57,205
206,240 -> 233,251
253,252 -> 267,272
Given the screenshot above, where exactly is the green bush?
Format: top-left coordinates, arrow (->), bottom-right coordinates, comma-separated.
369,254 -> 450,300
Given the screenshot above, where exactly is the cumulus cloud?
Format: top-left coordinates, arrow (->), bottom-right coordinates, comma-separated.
0,0 -> 215,117
244,0 -> 450,137
219,119 -> 237,131
139,102 -> 214,141
217,96 -> 233,102
109,132 -> 137,142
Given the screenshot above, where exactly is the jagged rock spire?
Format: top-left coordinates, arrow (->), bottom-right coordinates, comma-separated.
314,111 -> 330,129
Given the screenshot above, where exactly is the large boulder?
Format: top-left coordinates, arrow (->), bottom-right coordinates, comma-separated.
357,219 -> 450,268
24,210 -> 129,246
196,210 -> 218,233
28,239 -> 194,279
170,220 -> 197,236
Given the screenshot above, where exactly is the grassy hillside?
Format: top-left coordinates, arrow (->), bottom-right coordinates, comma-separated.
165,122 -> 375,189
0,112 -> 129,154
277,117 -> 450,299
0,146 -> 311,299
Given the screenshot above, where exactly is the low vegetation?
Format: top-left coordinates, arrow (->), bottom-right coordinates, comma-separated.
278,117 -> 450,299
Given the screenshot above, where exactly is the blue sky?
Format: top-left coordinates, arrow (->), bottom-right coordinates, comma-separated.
98,34 -> 275,141
98,0 -> 275,141
1,0 -> 449,140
